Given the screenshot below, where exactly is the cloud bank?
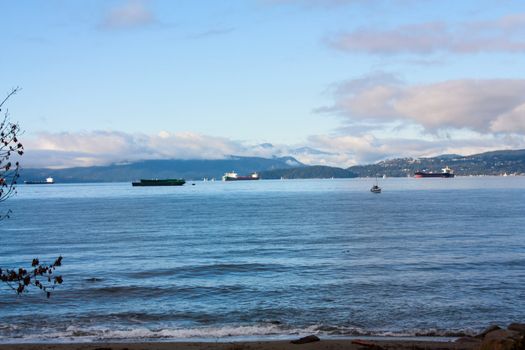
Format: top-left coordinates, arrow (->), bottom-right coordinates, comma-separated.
24,131 -> 350,168
21,128 -> 525,170
100,0 -> 156,30
327,13 -> 525,54
23,131 -> 245,168
320,73 -> 525,134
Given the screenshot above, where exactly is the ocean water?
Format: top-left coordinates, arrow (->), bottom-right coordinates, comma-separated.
1,177 -> 524,342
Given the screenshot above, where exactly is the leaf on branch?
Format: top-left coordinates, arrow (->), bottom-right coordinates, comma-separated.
1,257 -> 64,297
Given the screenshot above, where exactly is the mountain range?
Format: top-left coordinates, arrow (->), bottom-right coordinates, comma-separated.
19,156 -> 304,183
18,149 -> 525,183
347,149 -> 525,177
260,165 -> 357,179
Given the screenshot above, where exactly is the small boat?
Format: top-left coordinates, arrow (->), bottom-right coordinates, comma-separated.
25,177 -> 54,185
132,179 -> 185,187
370,185 -> 381,193
370,177 -> 381,193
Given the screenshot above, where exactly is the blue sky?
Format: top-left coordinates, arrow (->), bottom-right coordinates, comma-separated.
2,0 -> 525,168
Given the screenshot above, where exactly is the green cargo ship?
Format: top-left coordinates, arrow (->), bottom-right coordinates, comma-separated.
132,179 -> 186,187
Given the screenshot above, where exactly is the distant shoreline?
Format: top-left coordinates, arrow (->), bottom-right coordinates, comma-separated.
18,148 -> 525,183
17,173 -> 525,185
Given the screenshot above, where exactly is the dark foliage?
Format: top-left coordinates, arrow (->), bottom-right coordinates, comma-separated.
0,88 -> 24,218
0,88 -> 63,297
0,256 -> 63,298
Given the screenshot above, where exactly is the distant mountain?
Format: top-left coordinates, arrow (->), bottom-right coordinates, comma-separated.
290,147 -> 335,156
260,166 -> 357,179
433,154 -> 463,160
348,149 -> 525,177
20,156 -> 305,183
19,148 -> 525,183
258,143 -> 274,149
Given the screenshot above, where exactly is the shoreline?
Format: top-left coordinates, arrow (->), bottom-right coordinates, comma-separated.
2,323 -> 523,349
0,338 -> 481,350
0,335 -> 461,345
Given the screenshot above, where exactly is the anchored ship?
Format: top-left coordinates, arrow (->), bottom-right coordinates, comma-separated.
222,172 -> 260,181
132,179 -> 186,186
415,166 -> 455,178
25,177 -> 54,185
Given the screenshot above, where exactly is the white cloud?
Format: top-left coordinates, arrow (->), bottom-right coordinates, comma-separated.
20,129 -> 525,169
23,131 -> 245,168
304,73 -> 525,165
490,103 -> 525,133
327,13 -> 525,55
22,131 -> 325,168
101,0 -> 156,30
321,74 -> 525,134
305,133 -> 525,166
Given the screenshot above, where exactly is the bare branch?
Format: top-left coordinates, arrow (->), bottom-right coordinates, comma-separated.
0,90 -> 23,213
0,87 -> 20,110
0,87 -> 63,297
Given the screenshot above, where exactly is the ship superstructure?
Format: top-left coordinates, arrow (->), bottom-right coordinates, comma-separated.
222,172 -> 260,181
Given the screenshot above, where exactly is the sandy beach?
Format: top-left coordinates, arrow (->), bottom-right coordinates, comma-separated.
0,339 -> 482,350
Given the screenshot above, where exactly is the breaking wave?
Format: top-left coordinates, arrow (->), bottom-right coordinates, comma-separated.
0,323 -> 475,343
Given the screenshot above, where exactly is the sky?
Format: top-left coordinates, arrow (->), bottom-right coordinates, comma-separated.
2,0 -> 525,168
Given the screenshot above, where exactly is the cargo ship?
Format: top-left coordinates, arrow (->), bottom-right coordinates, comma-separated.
415,166 -> 455,178
132,179 -> 185,186
25,177 -> 54,185
222,172 -> 260,181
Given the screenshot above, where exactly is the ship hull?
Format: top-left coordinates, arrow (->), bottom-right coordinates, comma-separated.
132,179 -> 186,186
24,181 -> 54,185
223,176 -> 260,181
414,172 -> 455,178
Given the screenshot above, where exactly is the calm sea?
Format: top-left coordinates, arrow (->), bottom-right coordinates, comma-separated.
1,177 -> 524,342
